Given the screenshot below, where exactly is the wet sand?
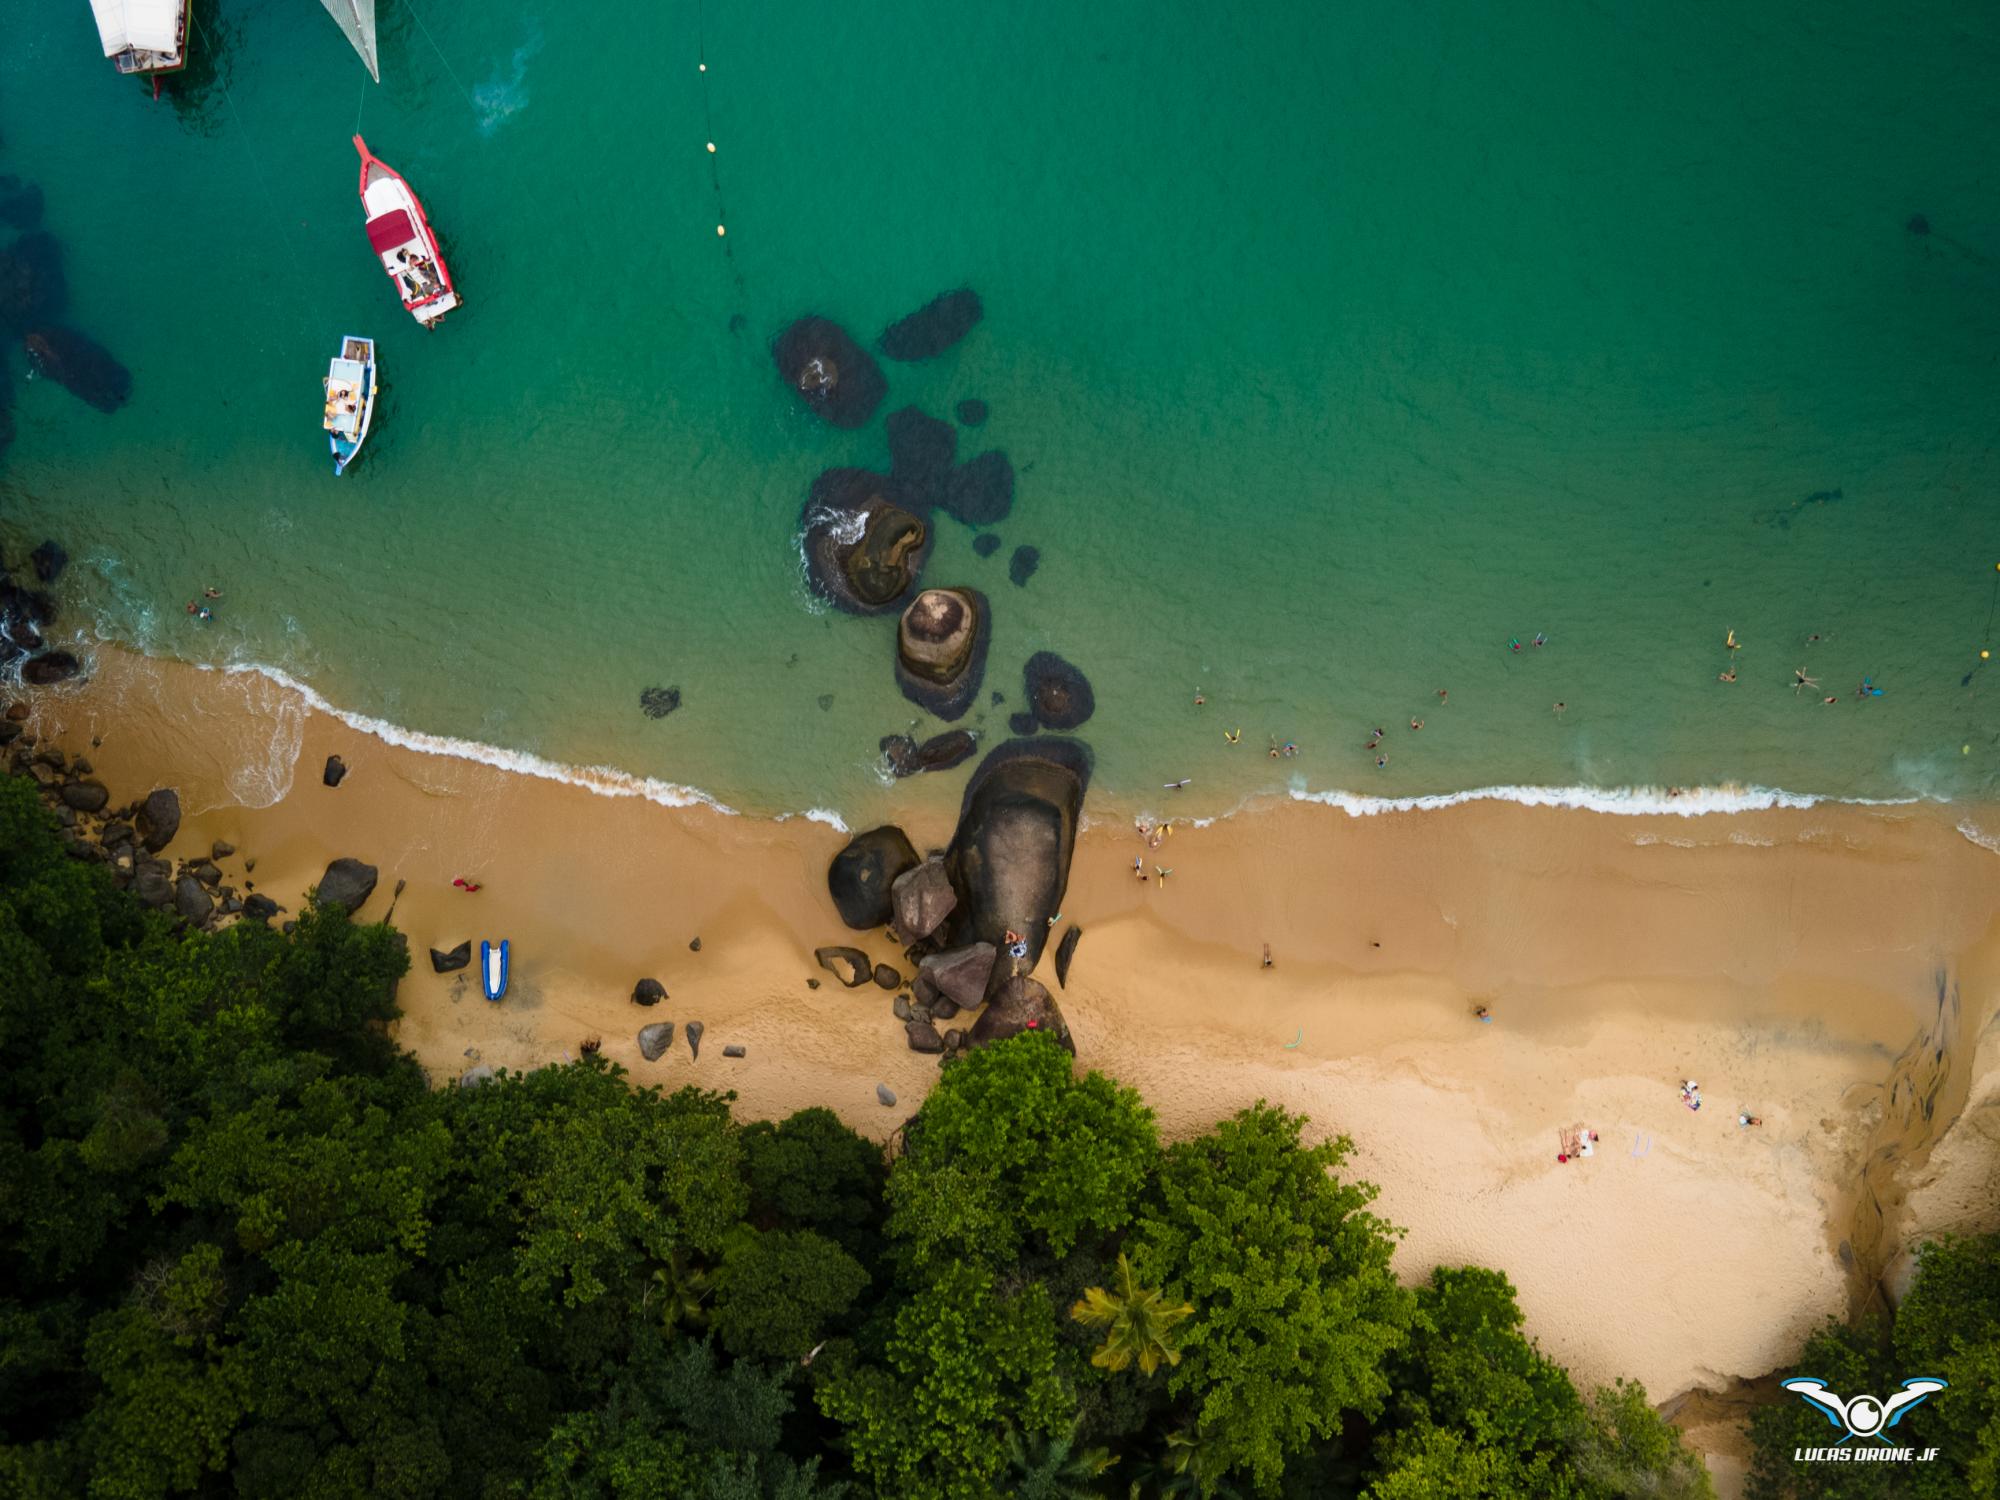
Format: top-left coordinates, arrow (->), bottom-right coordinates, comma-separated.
16,647 -> 2000,1492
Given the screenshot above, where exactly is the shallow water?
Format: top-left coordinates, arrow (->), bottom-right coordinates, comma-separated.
2,0 -> 1996,821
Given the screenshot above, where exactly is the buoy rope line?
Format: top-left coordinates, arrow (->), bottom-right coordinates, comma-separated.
693,1 -> 743,291
400,0 -> 479,115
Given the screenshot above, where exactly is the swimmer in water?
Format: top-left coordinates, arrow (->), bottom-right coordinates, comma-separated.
1793,668 -> 1819,694
1822,695 -> 1838,705
1719,668 -> 1737,683
1410,718 -> 1424,731
1224,728 -> 1241,744
1376,755 -> 1388,768
1164,778 -> 1191,790
1437,688 -> 1448,701
1726,629 -> 1741,651
1532,633 -> 1547,647
1193,692 -> 1205,706
1553,701 -> 1566,715
1509,638 -> 1522,653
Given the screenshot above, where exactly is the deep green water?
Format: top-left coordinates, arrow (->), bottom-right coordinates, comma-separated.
2,0 -> 1997,822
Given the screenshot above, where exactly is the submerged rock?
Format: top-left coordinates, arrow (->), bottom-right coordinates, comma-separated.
1007,711 -> 1039,736
1009,545 -> 1040,587
24,326 -> 131,413
956,397 -> 989,426
880,729 -> 978,778
317,857 -> 378,914
21,650 -> 79,685
941,450 -> 1014,527
799,467 -> 933,615
891,855 -> 957,941
827,825 -> 919,929
0,177 -> 44,231
886,406 -> 957,513
137,787 -> 181,852
29,541 -> 66,584
1024,651 -> 1095,731
895,587 -> 988,721
430,940 -> 472,974
0,232 -> 65,334
772,316 -> 886,428
638,1022 -> 675,1061
640,685 -> 682,719
877,288 -> 983,362
972,532 -> 1002,558
943,738 -> 1090,978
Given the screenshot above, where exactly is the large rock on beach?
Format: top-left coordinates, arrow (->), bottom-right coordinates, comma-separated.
59,780 -> 108,812
685,1020 -> 704,1060
895,587 -> 988,721
1024,651 -> 1095,731
430,940 -> 472,974
1054,924 -> 1083,988
799,467 -> 933,615
136,787 -> 180,852
905,1020 -> 945,1054
892,855 -> 957,941
173,873 -> 213,926
918,942 -> 998,1009
941,450 -> 1014,527
943,738 -> 1090,978
0,232 -> 65,334
886,406 -> 957,513
24,326 -> 131,413
814,946 -> 873,988
879,730 -> 977,778
322,754 -> 347,787
21,650 -> 79,686
633,978 -> 666,1006
772,316 -> 886,428
243,893 -> 279,921
873,963 -> 901,990
638,1022 -> 675,1061
968,974 -> 1075,1055
828,825 -> 919,929
133,868 -> 174,908
317,857 -> 378,914
877,288 -> 983,362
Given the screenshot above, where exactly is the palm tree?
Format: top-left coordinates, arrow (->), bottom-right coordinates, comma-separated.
1069,1255 -> 1194,1375
1002,1417 -> 1118,1500
1120,1428 -> 1243,1499
647,1249 -> 711,1333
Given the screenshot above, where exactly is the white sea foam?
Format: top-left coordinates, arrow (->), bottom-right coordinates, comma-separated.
1285,782 -> 1923,818
199,659 -> 740,816
1957,819 -> 2000,857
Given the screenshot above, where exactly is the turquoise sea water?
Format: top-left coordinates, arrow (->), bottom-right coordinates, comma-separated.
1,0 -> 1997,822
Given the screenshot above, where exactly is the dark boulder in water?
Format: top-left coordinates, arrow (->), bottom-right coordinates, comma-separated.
641,685 -> 682,719
0,232 -> 65,334
24,326 -> 131,413
895,586 -> 988,721
1009,545 -> 1040,587
799,468 -> 932,615
886,405 -> 957,513
972,533 -> 1002,558
1007,711 -> 1038,736
956,398 -> 988,426
827,825 -> 920,930
880,728 -> 978,778
1023,651 -> 1094,730
941,450 -> 1014,527
29,541 -> 66,583
944,737 -> 1090,983
877,288 -> 983,362
0,177 -> 44,231
1906,213 -> 1930,236
772,316 -> 886,429
21,649 -> 79,685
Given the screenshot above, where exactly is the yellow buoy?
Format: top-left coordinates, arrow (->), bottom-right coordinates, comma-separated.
1985,649 -> 1993,660
698,62 -> 707,72
716,224 -> 726,236
706,142 -> 716,153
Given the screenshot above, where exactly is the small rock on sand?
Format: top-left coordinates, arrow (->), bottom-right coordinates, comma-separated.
873,963 -> 901,990
633,978 -> 666,1006
638,1022 -> 675,1061
689,936 -> 702,952
323,755 -> 347,787
722,1044 -> 745,1058
876,1083 -> 897,1107
906,1020 -> 944,1054
461,1065 -> 496,1088
686,1021 -> 704,1060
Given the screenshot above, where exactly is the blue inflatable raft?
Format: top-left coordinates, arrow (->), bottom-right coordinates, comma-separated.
480,939 -> 509,1002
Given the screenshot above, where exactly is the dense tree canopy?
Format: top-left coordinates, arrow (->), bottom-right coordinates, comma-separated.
0,768 -> 1890,1498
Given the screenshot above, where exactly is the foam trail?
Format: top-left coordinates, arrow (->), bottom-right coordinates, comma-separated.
1286,782 -> 1924,818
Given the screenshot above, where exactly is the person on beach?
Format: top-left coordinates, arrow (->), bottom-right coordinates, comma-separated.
1164,778 -> 1191,790
1738,1112 -> 1762,1127
1133,857 -> 1147,882
1154,866 -> 1172,887
1262,942 -> 1274,969
1680,1079 -> 1702,1111
1474,1005 -> 1492,1023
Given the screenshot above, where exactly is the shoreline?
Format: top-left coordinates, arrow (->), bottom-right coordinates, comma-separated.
13,645 -> 2000,1494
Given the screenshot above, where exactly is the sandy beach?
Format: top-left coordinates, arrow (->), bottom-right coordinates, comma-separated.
15,647 -> 2000,1493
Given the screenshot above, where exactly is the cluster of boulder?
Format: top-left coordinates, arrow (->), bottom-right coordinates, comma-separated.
1,539 -> 81,687
0,724 -> 295,933
821,738 -> 1090,1061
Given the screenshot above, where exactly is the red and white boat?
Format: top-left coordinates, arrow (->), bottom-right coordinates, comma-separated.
352,135 -> 460,327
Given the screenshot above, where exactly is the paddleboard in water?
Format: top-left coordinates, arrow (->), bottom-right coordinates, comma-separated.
481,939 -> 509,1001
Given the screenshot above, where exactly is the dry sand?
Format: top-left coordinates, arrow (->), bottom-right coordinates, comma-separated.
18,648 -> 2000,1491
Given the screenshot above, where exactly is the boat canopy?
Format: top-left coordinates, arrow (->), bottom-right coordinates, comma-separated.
320,0 -> 380,83
365,210 -> 416,255
89,0 -> 178,55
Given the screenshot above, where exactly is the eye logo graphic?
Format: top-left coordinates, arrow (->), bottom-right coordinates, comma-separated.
1783,1377 -> 1948,1464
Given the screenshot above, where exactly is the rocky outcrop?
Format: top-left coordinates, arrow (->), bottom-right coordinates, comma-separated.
59,780 -> 108,812
243,893 -> 279,921
1023,651 -> 1095,731
905,1020 -> 944,1054
1054,924 -> 1082,988
137,788 -> 180,852
886,406 -> 956,514
638,1022 -> 675,1061
173,873 -> 213,926
941,451 -> 1014,527
972,533 -> 1002,558
799,468 -> 933,615
322,755 -> 347,787
133,868 -> 173,908
21,650 -> 79,686
430,940 -> 472,973
633,978 -> 666,1006
1009,545 -> 1040,587
879,730 -> 977,778
772,316 -> 886,428
24,326 -> 131,413
956,398 -> 988,426
640,686 -> 681,719
917,942 -> 997,1009
317,858 -> 378,914
814,946 -> 873,987
891,855 -> 957,941
828,825 -> 919,929
877,289 -> 982,362
895,587 -> 988,721
967,974 -> 1074,1055
943,739 -> 1090,978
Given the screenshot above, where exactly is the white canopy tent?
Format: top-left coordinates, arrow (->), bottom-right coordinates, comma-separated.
88,0 -> 180,58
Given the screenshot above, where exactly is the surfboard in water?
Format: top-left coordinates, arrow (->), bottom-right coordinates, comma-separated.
320,0 -> 380,83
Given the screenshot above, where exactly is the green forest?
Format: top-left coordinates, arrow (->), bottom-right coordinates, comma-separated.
0,770 -> 1993,1499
